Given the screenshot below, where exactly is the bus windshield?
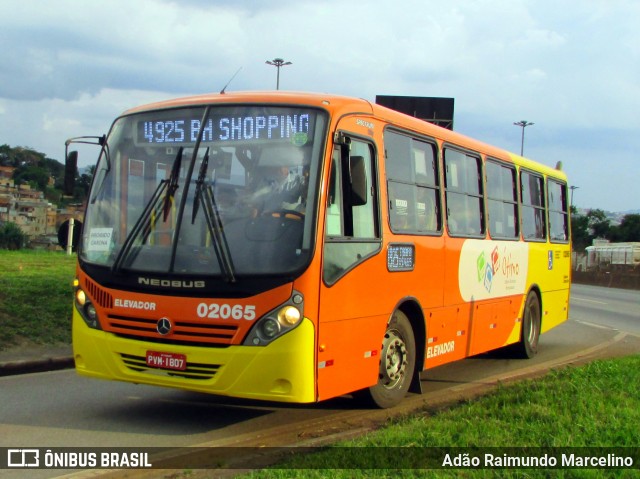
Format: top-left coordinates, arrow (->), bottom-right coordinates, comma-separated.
80,105 -> 327,279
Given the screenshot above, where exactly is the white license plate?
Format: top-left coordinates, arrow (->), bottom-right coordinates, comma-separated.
146,351 -> 187,371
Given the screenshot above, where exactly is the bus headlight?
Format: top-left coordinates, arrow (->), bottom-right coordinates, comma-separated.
278,305 -> 301,326
76,289 -> 87,306
74,286 -> 102,330
244,291 -> 304,346
85,303 -> 98,322
261,318 -> 281,339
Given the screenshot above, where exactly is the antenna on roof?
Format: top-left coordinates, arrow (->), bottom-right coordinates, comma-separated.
220,67 -> 242,94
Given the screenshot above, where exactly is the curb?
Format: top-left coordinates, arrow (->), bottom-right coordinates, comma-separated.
0,356 -> 75,377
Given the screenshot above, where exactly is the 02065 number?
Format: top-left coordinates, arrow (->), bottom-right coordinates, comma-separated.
196,303 -> 256,320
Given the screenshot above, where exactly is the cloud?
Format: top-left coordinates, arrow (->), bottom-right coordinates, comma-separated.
0,88 -> 170,163
0,0 -> 249,101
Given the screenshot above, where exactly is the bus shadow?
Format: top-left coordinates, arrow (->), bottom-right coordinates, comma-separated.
82,387 -> 358,437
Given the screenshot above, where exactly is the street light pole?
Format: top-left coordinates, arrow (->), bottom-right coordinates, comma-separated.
265,58 -> 292,90
570,185 -> 579,207
513,120 -> 534,156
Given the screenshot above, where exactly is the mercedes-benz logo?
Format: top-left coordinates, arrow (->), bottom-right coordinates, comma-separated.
156,317 -> 173,335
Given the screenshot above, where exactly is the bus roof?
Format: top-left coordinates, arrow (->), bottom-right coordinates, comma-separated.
122,90 -> 566,181
122,90 -> 368,115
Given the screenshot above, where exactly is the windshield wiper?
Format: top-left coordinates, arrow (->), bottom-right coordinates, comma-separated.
191,147 -> 209,224
112,147 -> 183,273
164,147 -> 183,221
192,148 -> 236,283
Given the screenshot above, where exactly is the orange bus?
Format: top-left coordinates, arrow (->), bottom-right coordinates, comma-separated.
69,91 -> 571,408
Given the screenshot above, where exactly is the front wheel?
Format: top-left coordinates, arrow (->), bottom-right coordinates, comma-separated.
358,310 -> 416,408
515,291 -> 541,359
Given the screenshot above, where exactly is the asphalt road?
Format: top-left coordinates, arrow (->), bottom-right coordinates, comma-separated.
1,283 -> 638,478
569,283 -> 640,334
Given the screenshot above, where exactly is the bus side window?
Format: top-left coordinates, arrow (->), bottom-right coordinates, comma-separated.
486,160 -> 518,239
385,130 -> 440,234
521,171 -> 547,241
548,179 -> 569,242
444,148 -> 484,237
323,139 -> 380,284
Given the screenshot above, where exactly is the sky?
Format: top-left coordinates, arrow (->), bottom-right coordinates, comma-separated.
1,0 -> 639,213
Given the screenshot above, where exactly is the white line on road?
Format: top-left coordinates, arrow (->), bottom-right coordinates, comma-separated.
574,319 -> 619,331
571,296 -> 607,304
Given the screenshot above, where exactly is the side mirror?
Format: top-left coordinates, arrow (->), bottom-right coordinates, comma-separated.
349,155 -> 367,206
64,150 -> 78,196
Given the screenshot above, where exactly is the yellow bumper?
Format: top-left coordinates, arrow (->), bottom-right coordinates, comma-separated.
72,309 -> 317,403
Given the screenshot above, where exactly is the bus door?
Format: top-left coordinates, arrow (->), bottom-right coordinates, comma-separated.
317,135 -> 388,400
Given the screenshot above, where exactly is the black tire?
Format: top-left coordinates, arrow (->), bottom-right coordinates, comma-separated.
358,310 -> 416,408
515,291 -> 541,359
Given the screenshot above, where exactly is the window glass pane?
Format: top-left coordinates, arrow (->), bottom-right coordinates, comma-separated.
324,242 -> 379,284
445,148 -> 483,236
351,141 -> 376,238
385,130 -> 440,235
444,149 -> 465,191
548,180 -> 568,242
416,186 -> 439,232
521,172 -> 544,207
413,140 -> 437,186
522,206 -> 546,240
385,131 -> 412,183
444,149 -> 480,195
548,180 -> 566,211
488,199 -> 517,238
325,150 -> 343,236
521,171 -> 546,241
389,181 -> 414,231
549,211 -> 568,241
389,182 -> 439,233
486,160 -> 517,238
446,192 -> 483,236
486,161 -> 516,201
324,138 -> 379,284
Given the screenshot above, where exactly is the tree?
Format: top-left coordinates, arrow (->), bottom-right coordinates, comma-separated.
1,144 -> 71,206
78,170 -> 94,197
587,209 -> 610,239
570,207 -> 591,252
609,214 -> 640,242
0,146 -> 45,167
13,165 -> 50,191
0,222 -> 27,250
0,144 -> 10,165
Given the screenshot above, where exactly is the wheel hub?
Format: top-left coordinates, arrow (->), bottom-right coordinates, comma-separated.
380,330 -> 407,388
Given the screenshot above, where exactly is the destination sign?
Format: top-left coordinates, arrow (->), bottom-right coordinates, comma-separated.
136,110 -> 314,146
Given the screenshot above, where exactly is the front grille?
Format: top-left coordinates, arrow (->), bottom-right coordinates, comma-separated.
106,314 -> 239,344
120,353 -> 221,380
84,278 -> 114,308
82,278 -> 242,345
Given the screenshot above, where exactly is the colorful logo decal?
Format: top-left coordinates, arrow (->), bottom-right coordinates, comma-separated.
476,245 -> 518,293
459,240 -> 529,301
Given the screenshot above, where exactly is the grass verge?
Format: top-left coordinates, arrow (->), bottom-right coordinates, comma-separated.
242,356 -> 640,478
0,250 -> 76,348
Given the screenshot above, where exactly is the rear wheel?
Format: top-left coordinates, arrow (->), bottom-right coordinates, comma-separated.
358,310 -> 416,408
515,291 -> 541,359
